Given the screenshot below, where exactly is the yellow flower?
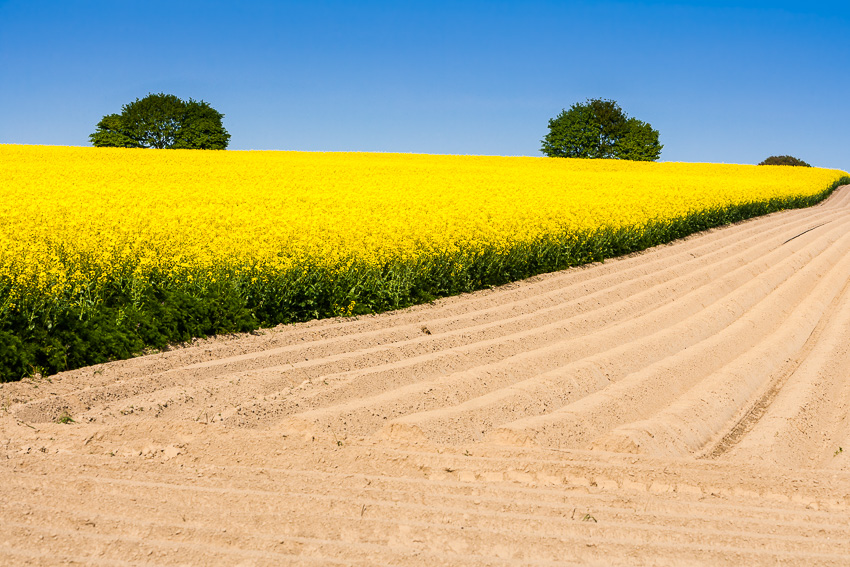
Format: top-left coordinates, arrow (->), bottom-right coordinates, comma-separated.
0,144 -> 845,314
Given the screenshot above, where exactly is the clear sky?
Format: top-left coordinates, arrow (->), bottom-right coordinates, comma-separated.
1,1 -> 847,170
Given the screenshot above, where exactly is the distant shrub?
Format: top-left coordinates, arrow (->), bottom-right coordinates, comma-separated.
758,155 -> 811,167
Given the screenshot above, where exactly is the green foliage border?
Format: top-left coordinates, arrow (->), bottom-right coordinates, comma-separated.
2,176 -> 847,381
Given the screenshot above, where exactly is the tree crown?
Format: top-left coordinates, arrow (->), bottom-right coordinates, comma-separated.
90,93 -> 230,150
758,155 -> 811,167
541,98 -> 662,161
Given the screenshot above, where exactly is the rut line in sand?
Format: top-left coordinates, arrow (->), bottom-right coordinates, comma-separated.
0,547 -> 145,567
4,489 -> 850,561
714,284 -> 850,469
5,513 -> 850,566
4,465 -> 848,529
780,220 -> 835,246
702,276 -> 850,460
1,523 -> 378,567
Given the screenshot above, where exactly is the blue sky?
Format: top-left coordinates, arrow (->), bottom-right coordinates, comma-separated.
1,1 -> 847,170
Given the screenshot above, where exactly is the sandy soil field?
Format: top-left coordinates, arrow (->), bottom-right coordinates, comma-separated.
3,186 -> 850,566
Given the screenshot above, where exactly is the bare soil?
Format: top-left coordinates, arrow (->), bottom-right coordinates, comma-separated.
3,187 -> 850,566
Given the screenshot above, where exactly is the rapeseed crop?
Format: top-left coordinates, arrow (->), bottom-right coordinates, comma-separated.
1,144 -> 847,380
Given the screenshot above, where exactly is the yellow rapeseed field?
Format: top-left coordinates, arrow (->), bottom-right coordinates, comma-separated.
0,143 -> 846,378
2,144 -> 846,300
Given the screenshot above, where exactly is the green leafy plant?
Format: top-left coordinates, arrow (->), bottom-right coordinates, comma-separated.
56,411 -> 75,424
758,155 -> 811,167
541,98 -> 662,161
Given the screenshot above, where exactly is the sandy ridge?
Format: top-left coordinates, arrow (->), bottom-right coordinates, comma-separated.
2,186 -> 850,565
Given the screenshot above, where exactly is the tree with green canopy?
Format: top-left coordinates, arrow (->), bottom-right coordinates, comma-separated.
90,93 -> 230,149
758,155 -> 811,167
541,98 -> 662,161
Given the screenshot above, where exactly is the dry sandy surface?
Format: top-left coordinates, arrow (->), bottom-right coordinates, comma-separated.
3,187 -> 850,566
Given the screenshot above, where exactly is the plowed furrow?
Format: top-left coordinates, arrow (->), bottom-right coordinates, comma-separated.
4,471 -> 850,560
487,221 -> 850,452
0,524 -> 378,567
592,249 -> 850,457
6,441 -> 850,525
285,216 -> 850,443
717,284 -> 850,468
3,187 -> 850,566
3,464 -> 850,567
4,463 -> 848,535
